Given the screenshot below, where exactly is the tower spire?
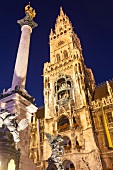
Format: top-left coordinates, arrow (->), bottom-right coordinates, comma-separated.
60,6 -> 64,16
106,81 -> 112,97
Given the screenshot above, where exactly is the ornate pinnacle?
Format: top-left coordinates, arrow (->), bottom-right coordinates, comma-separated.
17,3 -> 38,29
60,6 -> 64,16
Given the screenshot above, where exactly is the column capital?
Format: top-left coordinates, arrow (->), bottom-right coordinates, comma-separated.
21,25 -> 32,33
17,14 -> 38,29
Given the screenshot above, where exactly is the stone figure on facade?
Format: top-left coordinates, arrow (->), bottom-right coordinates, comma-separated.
45,132 -> 64,170
0,109 -> 28,142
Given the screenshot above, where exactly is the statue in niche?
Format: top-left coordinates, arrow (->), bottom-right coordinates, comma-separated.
58,90 -> 70,101
0,109 -> 28,142
45,132 -> 64,170
59,82 -> 67,91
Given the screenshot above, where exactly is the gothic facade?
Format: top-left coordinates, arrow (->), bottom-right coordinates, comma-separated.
29,8 -> 113,170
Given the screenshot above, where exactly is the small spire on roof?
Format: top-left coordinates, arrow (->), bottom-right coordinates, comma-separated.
60,6 -> 64,16
50,28 -> 53,35
106,81 -> 112,97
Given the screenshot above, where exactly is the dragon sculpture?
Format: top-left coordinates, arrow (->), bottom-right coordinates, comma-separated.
45,132 -> 64,170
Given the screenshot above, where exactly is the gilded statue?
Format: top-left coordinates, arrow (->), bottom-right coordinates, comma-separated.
25,2 -> 36,19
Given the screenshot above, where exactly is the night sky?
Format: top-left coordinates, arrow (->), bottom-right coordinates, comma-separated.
0,0 -> 113,107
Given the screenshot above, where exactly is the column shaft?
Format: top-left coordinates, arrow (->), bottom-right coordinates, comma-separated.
12,25 -> 32,89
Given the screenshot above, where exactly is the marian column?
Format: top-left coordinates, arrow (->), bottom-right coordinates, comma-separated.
12,4 -> 37,89
0,4 -> 38,170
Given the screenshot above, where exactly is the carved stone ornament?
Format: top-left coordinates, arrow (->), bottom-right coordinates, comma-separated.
17,13 -> 38,29
0,109 -> 28,143
45,132 -> 64,170
17,3 -> 38,29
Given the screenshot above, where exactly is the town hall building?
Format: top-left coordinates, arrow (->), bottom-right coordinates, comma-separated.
29,7 -> 113,170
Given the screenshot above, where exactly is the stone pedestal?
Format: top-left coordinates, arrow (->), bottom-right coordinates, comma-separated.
0,89 -> 38,170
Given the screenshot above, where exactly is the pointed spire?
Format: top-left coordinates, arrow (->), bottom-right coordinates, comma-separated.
106,81 -> 112,97
60,6 -> 64,16
50,28 -> 53,35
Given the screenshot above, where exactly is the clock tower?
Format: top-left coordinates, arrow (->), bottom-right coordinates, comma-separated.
42,7 -> 103,170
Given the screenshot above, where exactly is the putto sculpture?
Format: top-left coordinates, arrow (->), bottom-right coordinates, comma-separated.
45,132 -> 64,170
0,109 -> 28,142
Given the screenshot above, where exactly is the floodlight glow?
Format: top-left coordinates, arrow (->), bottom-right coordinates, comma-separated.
8,159 -> 15,170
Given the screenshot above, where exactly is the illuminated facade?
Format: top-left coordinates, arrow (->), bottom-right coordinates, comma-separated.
29,8 -> 113,170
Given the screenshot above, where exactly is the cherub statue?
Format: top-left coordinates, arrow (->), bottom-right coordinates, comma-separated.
0,109 -> 28,142
45,132 -> 64,170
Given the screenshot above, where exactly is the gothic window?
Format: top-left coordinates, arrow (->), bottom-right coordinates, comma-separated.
73,116 -> 76,124
45,77 -> 50,88
45,78 -> 48,88
75,64 -> 77,74
40,132 -> 44,142
56,54 -> 60,62
63,50 -> 68,59
106,112 -> 113,123
55,106 -> 58,113
63,160 -> 75,170
59,27 -> 62,32
78,63 -> 82,74
63,136 -> 71,153
74,54 -> 77,59
57,115 -> 70,132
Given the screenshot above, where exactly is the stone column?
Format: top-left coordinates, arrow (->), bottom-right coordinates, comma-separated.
12,25 -> 32,89
11,12 -> 37,90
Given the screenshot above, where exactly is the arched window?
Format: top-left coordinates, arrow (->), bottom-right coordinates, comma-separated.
78,63 -> 82,74
63,50 -> 68,59
56,54 -> 60,62
57,115 -> 70,132
8,159 -> 15,170
63,136 -> 71,153
63,160 -> 75,170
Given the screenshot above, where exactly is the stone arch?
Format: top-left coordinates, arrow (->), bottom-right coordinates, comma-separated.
57,115 -> 70,132
63,160 -> 75,170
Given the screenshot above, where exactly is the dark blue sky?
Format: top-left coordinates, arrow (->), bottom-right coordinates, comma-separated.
0,0 -> 113,107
